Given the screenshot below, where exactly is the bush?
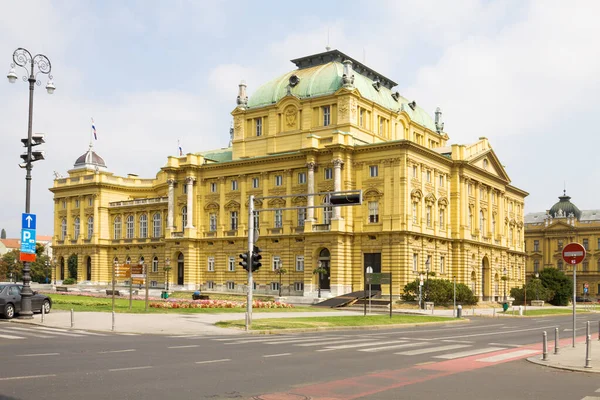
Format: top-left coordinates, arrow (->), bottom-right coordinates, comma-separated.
402,278 -> 477,306
539,268 -> 572,306
62,278 -> 76,285
510,279 -> 554,305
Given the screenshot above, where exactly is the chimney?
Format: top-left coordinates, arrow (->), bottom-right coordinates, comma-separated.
236,80 -> 248,109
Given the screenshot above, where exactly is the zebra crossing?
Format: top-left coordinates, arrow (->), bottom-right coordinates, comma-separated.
0,324 -> 136,340
205,334 -> 529,362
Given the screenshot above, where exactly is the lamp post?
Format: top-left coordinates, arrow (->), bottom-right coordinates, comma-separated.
164,257 -> 171,291
419,273 -> 424,309
7,48 -> 55,319
52,257 -> 57,285
425,257 -> 431,303
503,268 -> 507,301
44,260 -> 49,284
535,272 -> 539,301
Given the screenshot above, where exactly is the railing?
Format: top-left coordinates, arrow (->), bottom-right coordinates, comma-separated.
171,232 -> 184,238
312,224 -> 330,232
109,197 -> 168,208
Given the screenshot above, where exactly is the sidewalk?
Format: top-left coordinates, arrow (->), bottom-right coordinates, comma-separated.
528,337 -> 600,373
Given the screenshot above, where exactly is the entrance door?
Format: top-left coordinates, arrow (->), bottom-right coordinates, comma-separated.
319,261 -> 330,290
60,258 -> 65,280
177,253 -> 184,285
86,257 -> 92,281
364,253 -> 382,292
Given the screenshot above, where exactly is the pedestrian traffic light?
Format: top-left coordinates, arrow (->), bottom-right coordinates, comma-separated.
239,252 -> 249,272
251,245 -> 262,272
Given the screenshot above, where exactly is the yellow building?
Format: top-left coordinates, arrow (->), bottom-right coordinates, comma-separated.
50,49 -> 527,301
525,192 -> 600,300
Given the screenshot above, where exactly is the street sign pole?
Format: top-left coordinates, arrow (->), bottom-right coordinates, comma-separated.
572,260 -> 576,347
562,242 -> 586,348
112,262 -> 116,312
246,195 -> 254,331
145,264 -> 149,312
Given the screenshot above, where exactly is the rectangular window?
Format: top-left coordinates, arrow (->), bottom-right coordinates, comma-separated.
126,217 -> 134,239
210,182 -> 217,193
255,118 -> 262,136
230,211 -> 238,230
378,117 -> 384,135
226,281 -> 235,290
206,281 -> 215,289
368,201 -> 379,223
597,238 -> 600,250
440,256 -> 445,275
583,261 -> 589,272
439,175 -> 444,187
359,108 -> 364,127
75,199 -> 80,208
295,256 -> 304,272
297,208 -> 306,227
275,175 -> 283,186
228,256 -> 235,272
62,200 -> 66,209
209,213 -> 217,232
426,206 -> 432,227
533,240 -> 539,252
557,240 -> 563,250
413,254 -> 418,272
150,280 -> 158,288
324,168 -> 333,180
294,282 -> 304,291
323,105 -> 331,126
252,177 -> 259,188
439,209 -> 445,229
583,239 -> 589,250
426,170 -> 431,182
412,165 -> 417,178
533,260 -> 539,273
183,184 -> 187,194
274,210 -> 283,228
252,281 -> 258,290
88,197 -> 93,207
272,256 -> 282,271
412,203 -> 418,224
152,258 -> 159,273
369,165 -> 378,177
207,257 -> 215,272
298,172 -> 306,184
87,217 -> 94,239
231,180 -> 238,191
324,206 -> 332,225
270,282 -> 280,291
468,184 -> 473,196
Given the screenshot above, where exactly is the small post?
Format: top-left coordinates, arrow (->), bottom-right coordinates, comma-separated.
145,264 -> 149,312
598,320 -> 600,341
245,312 -> 249,331
431,304 -> 434,315
585,334 -> 592,368
41,303 -> 45,323
554,327 -> 559,354
70,308 -> 74,328
493,308 -> 496,318
472,307 -> 475,316
129,277 -> 133,310
112,311 -> 115,332
542,331 -> 548,361
587,320 -> 590,339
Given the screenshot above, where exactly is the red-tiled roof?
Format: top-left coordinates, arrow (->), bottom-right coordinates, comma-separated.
0,239 -> 20,249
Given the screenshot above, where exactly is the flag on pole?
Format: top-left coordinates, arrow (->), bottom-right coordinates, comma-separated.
91,118 -> 97,140
178,139 -> 183,156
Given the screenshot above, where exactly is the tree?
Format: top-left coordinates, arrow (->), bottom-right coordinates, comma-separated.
510,279 -> 554,305
67,254 -> 78,280
0,250 -> 20,282
403,278 -> 477,305
274,267 -> 287,297
539,267 -> 572,306
1,228 -> 6,239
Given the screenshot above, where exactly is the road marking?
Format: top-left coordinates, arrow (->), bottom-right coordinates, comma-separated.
434,347 -> 505,359
431,325 -> 558,340
261,337 -> 346,345
476,349 -> 539,362
0,333 -> 25,339
488,343 -> 523,348
596,388 -> 600,392
17,353 -> 60,357
294,338 -> 371,347
0,374 -> 56,381
98,349 -> 136,354
223,336 -> 340,345
24,327 -> 85,337
109,366 -> 152,372
1,326 -> 53,338
396,344 -> 470,356
318,340 -> 408,351
195,359 -> 231,365
441,340 -> 474,344
360,342 -> 428,352
263,353 -> 291,358
581,397 -> 600,400
168,345 -> 199,349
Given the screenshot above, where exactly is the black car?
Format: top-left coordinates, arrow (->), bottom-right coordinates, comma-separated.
0,284 -> 52,319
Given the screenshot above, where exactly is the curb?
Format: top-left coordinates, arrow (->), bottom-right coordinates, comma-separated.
526,356 -> 600,374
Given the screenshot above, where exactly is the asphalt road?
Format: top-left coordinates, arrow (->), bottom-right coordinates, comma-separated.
1,314 -> 599,400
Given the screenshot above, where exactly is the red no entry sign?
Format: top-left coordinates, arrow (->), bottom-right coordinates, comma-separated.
562,242 -> 586,265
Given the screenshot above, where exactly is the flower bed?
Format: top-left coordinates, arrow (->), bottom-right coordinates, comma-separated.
149,299 -> 293,309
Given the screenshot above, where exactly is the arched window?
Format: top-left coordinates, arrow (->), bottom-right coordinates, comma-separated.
114,216 -> 122,239
479,210 -> 485,233
113,257 -> 119,266
126,215 -> 134,238
153,212 -> 162,238
139,256 -> 145,266
152,256 -> 159,273
74,217 -> 80,239
181,206 -> 187,229
87,216 -> 94,239
61,218 -> 67,240
139,214 -> 148,238
126,256 -> 131,265
439,208 -> 445,229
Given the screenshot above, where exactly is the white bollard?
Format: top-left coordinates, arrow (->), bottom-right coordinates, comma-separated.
585,334 -> 592,368
70,308 -> 74,328
41,304 -> 45,323
112,311 -> 115,332
519,306 -> 523,316
542,331 -> 548,361
554,327 -> 559,354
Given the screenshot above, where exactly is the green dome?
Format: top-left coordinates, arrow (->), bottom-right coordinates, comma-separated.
548,193 -> 581,220
246,57 -> 436,132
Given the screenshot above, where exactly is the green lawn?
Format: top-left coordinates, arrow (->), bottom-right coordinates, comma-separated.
48,294 -> 324,314
506,308 -> 597,316
216,315 -> 455,330
168,291 -> 274,302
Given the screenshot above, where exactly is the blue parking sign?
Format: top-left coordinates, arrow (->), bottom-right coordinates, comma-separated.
20,228 -> 37,254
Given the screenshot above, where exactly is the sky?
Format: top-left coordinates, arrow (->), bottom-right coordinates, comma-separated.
1,0 -> 599,238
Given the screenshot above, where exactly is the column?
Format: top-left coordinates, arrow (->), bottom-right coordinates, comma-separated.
185,176 -> 195,228
306,162 -> 316,221
167,179 -> 176,229
333,158 -> 343,219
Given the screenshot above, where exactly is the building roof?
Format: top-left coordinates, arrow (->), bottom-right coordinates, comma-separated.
199,148 -> 233,163
246,49 -> 436,132
73,144 -> 107,171
525,192 -> 600,224
548,192 -> 582,220
0,239 -> 20,249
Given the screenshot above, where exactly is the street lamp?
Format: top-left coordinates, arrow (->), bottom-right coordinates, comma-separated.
425,256 -> 431,303
535,272 -> 539,301
164,257 -> 171,291
503,268 -> 507,301
52,257 -> 57,285
419,273 -> 424,309
7,48 -> 55,319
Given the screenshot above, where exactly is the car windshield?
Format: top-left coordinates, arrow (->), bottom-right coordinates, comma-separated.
0,285 -> 5,292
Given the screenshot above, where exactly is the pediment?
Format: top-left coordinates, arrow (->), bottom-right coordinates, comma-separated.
468,149 -> 510,182
545,220 -> 575,232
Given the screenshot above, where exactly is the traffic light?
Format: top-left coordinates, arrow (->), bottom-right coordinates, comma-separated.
329,193 -> 362,205
251,245 -> 262,272
239,252 -> 250,272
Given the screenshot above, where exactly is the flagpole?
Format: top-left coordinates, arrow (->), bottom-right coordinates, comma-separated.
90,117 -> 93,147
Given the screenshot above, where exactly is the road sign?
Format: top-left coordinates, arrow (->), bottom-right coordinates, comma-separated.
132,278 -> 145,285
22,213 -> 36,229
131,274 -> 146,279
20,228 -> 37,254
366,273 -> 391,285
131,265 -> 145,275
562,242 -> 586,265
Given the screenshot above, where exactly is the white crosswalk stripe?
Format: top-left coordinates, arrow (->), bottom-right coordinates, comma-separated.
433,347 -> 504,359
0,325 -> 119,340
396,344 -> 471,356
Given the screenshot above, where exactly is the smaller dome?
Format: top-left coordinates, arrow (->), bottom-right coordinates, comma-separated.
548,192 -> 581,220
73,145 -> 107,171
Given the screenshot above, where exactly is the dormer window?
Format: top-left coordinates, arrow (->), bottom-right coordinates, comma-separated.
322,106 -> 331,126
289,74 -> 300,87
255,118 -> 262,136
372,80 -> 381,91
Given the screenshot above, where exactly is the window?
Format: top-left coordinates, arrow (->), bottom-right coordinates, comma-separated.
210,182 -> 217,193
412,165 -> 417,178
274,210 -> 283,228
255,118 -> 262,136
509,228 -> 514,243
88,197 -> 93,207
492,215 -> 496,235
583,239 -> 589,250
62,200 -> 66,209
209,213 -> 217,232
598,238 -> 600,250
439,175 -> 444,186
183,184 -> 187,194
207,281 -> 215,290
468,184 -> 473,196
151,280 -> 158,287
324,206 -> 332,225
181,206 -> 187,229
252,177 -> 259,188
597,259 -> 600,272
440,256 -> 445,274
298,172 -> 306,184
492,192 -> 496,204
323,105 -> 331,126
359,108 -> 364,127
368,201 -> 379,223
557,240 -> 563,250
228,256 -> 235,272
413,254 -> 418,272
324,168 -> 333,180
231,180 -> 238,191
533,240 -> 539,252
139,214 -> 148,238
75,199 -> 80,208
275,175 -> 283,186
412,203 -> 418,224
583,261 -> 589,272
252,281 -> 258,290
272,256 -> 282,271
226,281 -> 235,290
533,260 -> 539,273
124,215 -> 133,239
296,256 -> 304,272
152,257 -> 159,273
426,170 -> 431,182
61,218 -> 67,240
208,257 -> 215,272
230,211 -> 238,230
369,165 -> 378,177
468,208 -> 473,229
479,211 -> 485,233
426,206 -> 432,227
294,282 -> 304,291
439,208 -> 445,229
87,216 -> 93,239
378,117 -> 384,135
270,282 -> 280,291
74,217 -> 80,240
153,212 -> 161,238
297,208 -> 306,227
253,211 -> 260,230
